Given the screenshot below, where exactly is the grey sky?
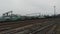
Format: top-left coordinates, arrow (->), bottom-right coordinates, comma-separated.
0,0 -> 59,16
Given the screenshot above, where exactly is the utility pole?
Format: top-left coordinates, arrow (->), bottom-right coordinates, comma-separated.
10,11 -> 13,19
54,6 -> 56,22
54,6 -> 56,17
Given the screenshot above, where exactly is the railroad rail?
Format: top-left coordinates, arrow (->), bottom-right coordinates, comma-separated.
0,19 -> 60,34
14,23 -> 56,34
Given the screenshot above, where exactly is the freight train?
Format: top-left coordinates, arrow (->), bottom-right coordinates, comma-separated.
0,11 -> 46,22
0,15 -> 45,22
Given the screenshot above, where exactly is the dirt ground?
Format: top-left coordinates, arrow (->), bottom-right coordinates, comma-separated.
0,19 -> 49,32
0,18 -> 60,34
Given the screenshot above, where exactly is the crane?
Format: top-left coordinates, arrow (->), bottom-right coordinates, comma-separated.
2,11 -> 13,19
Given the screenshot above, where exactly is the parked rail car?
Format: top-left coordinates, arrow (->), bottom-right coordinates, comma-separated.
0,15 -> 46,22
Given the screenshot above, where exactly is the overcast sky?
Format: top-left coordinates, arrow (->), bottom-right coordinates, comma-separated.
0,0 -> 60,16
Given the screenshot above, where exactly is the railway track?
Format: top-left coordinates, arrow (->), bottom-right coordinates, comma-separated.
0,22 -> 46,34
0,19 -> 49,32
0,19 -> 60,34
0,19 -> 48,31
13,22 -> 56,34
0,21 -> 57,34
30,24 -> 56,34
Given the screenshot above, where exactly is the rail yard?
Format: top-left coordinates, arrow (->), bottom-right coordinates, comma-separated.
0,18 -> 60,34
0,0 -> 60,34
